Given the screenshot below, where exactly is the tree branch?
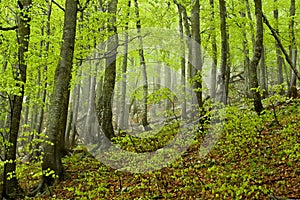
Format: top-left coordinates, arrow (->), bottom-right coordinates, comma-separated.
262,12 -> 300,82
52,0 -> 65,12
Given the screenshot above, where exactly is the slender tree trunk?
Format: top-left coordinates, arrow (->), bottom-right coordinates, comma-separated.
3,0 -> 32,198
288,0 -> 297,98
240,9 -> 251,98
191,0 -> 202,108
96,0 -> 118,140
273,0 -> 284,93
210,0 -> 217,99
259,47 -> 268,98
218,0 -> 229,104
245,0 -> 255,48
176,6 -> 187,118
42,0 -> 77,187
134,0 -> 149,129
250,0 -> 264,114
119,1 -> 131,131
174,1 -> 192,116
85,66 -> 97,144
70,80 -> 80,148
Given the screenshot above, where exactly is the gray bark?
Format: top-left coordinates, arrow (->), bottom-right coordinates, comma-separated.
191,0 -> 202,108
42,0 -> 77,186
177,7 -> 187,118
218,0 -> 229,104
96,0 -> 118,140
259,47 -> 268,98
241,9 -> 251,97
249,0 -> 264,114
119,1 -> 130,131
134,0 -> 149,129
273,0 -> 284,91
210,0 -> 217,99
288,0 -> 297,98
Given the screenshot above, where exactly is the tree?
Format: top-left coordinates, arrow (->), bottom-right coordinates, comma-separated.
288,0 -> 297,98
273,0 -> 284,93
218,0 -> 230,104
2,0 -> 32,198
96,0 -> 118,140
210,0 -> 217,99
191,0 -> 203,108
119,0 -> 131,131
37,0 -> 78,190
249,0 -> 264,114
134,0 -> 150,129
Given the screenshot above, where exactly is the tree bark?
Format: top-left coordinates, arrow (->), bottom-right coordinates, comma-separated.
96,0 -> 118,140
273,0 -> 284,93
249,0 -> 264,114
176,5 -> 187,118
259,46 -> 268,98
210,0 -> 217,99
288,0 -> 297,98
218,0 -> 229,104
191,0 -> 203,108
134,0 -> 149,129
3,0 -> 32,198
119,0 -> 131,131
42,0 -> 77,187
240,9 -> 251,97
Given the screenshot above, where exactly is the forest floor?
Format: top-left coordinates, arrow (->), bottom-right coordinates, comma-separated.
19,99 -> 300,199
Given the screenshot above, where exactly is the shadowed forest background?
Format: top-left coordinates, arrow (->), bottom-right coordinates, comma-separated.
0,0 -> 299,199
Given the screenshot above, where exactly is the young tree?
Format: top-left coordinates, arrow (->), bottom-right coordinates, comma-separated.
249,0 -> 264,114
273,0 -> 284,92
218,0 -> 229,104
134,0 -> 150,130
210,0 -> 217,99
288,0 -> 297,98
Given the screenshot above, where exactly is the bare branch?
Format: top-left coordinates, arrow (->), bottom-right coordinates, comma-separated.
262,12 -> 300,82
52,0 -> 65,12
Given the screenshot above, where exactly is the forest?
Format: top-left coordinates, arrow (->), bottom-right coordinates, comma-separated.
0,0 -> 299,199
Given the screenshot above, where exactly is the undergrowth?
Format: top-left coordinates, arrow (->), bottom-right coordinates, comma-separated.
15,98 -> 300,199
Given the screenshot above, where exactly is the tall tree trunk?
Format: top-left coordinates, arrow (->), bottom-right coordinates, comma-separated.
210,0 -> 217,99
3,0 -> 32,198
85,65 -> 97,144
119,0 -> 130,131
259,47 -> 268,98
96,0 -> 118,140
134,0 -> 149,129
218,0 -> 229,104
176,6 -> 187,118
41,0 -> 77,187
273,0 -> 284,94
288,0 -> 297,98
191,0 -> 203,108
241,9 -> 251,97
250,0 -> 264,114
